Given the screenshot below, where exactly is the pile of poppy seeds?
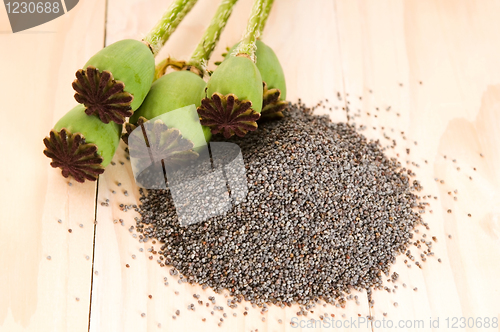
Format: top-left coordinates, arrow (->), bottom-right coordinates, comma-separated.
135,102 -> 428,308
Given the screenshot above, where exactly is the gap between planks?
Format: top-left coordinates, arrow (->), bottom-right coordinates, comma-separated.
88,1 -> 110,330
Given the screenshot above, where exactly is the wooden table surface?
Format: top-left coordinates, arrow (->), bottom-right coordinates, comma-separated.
1,0 -> 499,331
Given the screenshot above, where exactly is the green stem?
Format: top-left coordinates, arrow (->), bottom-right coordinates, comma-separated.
187,0 -> 239,72
257,0 -> 274,36
143,0 -> 198,56
233,0 -> 264,61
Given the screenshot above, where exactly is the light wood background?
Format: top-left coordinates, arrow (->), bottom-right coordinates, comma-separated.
1,0 -> 499,331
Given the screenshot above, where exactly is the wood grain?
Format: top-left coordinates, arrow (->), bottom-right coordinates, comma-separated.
2,0 -> 500,331
0,1 -> 105,331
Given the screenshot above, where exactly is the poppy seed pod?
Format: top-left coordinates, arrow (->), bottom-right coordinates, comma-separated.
124,70 -> 211,153
255,40 -> 286,100
198,55 -> 263,138
208,55 -> 263,113
43,104 -> 121,183
224,40 -> 287,120
226,40 -> 286,100
196,0 -> 266,139
73,39 -> 155,125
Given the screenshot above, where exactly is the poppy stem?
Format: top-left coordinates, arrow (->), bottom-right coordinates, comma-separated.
257,0 -> 274,36
187,0 -> 239,73
233,0 -> 264,61
143,0 -> 199,56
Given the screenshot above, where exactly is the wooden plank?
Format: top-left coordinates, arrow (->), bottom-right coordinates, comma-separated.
334,0 -> 500,330
0,1 -> 106,331
90,1 -> 373,331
